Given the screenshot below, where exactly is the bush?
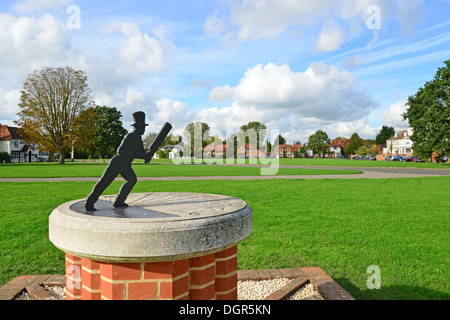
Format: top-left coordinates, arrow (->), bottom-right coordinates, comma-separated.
0,152 -> 11,163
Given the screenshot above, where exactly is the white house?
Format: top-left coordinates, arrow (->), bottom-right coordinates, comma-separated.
0,124 -> 49,162
384,127 -> 414,156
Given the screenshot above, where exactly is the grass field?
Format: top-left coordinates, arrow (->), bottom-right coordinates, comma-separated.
0,162 -> 363,178
149,157 -> 450,169
0,175 -> 449,300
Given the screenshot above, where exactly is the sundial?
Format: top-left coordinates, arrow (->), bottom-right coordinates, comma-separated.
49,192 -> 253,262
71,193 -> 244,220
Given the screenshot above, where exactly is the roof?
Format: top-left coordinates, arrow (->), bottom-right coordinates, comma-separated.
387,131 -> 407,141
0,125 -> 25,141
203,144 -> 227,152
330,139 -> 348,147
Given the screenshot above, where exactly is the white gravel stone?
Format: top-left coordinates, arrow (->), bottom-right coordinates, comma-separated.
238,278 -> 292,300
45,285 -> 66,300
287,283 -> 324,300
16,279 -> 324,300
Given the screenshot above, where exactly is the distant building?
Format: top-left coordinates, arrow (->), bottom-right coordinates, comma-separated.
273,140 -> 302,158
0,124 -> 49,162
236,144 -> 266,159
203,143 -> 227,158
384,127 -> 414,156
330,138 -> 348,158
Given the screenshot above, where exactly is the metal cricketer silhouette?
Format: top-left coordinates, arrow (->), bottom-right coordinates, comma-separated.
85,111 -> 172,211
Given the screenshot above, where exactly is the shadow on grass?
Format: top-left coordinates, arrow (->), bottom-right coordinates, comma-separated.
335,278 -> 450,300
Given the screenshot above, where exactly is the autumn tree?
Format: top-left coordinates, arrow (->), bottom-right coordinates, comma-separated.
16,67 -> 95,164
403,59 -> 450,162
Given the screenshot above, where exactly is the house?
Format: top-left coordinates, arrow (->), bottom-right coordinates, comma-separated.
236,144 -> 266,159
273,142 -> 302,158
384,127 -> 414,156
160,144 -> 184,159
330,138 -> 348,158
0,124 -> 49,163
203,143 -> 227,158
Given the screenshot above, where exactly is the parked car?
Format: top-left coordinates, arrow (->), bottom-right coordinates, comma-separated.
352,156 -> 360,160
367,156 -> 376,161
360,156 -> 366,160
391,155 -> 406,162
385,156 -> 392,161
405,156 -> 423,162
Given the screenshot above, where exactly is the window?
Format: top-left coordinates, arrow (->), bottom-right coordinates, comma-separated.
11,151 -> 19,159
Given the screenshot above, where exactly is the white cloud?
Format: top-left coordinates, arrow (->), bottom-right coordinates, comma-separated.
209,85 -> 233,102
0,13 -> 71,79
206,0 -> 427,50
313,22 -> 346,53
102,21 -> 175,74
154,98 -> 192,135
13,0 -> 73,14
212,62 -> 378,122
0,88 -> 21,119
381,100 -> 409,131
202,62 -> 380,141
204,10 -> 229,37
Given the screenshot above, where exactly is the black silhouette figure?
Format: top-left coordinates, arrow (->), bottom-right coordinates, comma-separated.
85,111 -> 171,211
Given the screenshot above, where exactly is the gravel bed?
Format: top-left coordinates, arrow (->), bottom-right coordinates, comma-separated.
16,279 -> 324,300
238,278 -> 324,300
238,278 -> 291,300
45,285 -> 66,300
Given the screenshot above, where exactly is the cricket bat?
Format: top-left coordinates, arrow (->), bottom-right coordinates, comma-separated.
145,122 -> 172,164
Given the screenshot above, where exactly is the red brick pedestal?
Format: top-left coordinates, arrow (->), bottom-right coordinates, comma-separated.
50,193 -> 252,301
65,246 -> 238,300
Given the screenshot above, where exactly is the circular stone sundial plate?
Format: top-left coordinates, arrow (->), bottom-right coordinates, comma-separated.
49,193 -> 253,262
70,193 -> 245,221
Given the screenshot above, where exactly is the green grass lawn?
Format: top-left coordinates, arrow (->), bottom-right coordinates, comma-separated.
0,176 -> 449,300
145,157 -> 450,169
0,162 -> 362,178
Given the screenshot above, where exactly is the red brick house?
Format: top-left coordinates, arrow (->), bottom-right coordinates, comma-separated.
273,143 -> 302,158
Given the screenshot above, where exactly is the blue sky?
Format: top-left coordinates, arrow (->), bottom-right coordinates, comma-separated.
1,0 -> 449,143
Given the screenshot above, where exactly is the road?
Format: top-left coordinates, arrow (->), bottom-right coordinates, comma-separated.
0,165 -> 449,182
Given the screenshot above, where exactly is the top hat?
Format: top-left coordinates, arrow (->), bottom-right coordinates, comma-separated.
131,111 -> 149,126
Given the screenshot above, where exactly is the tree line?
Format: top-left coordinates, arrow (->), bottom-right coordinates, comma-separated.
14,60 -> 449,163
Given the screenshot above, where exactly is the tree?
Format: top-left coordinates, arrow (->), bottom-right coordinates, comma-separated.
306,130 -> 330,157
274,134 -> 286,146
143,132 -> 158,150
183,121 -> 211,157
346,133 -> 364,155
15,66 -> 94,164
368,145 -> 380,155
71,107 -> 97,160
403,59 -> 450,161
376,125 -> 395,145
355,146 -> 369,156
91,106 -> 128,159
240,121 -> 267,150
